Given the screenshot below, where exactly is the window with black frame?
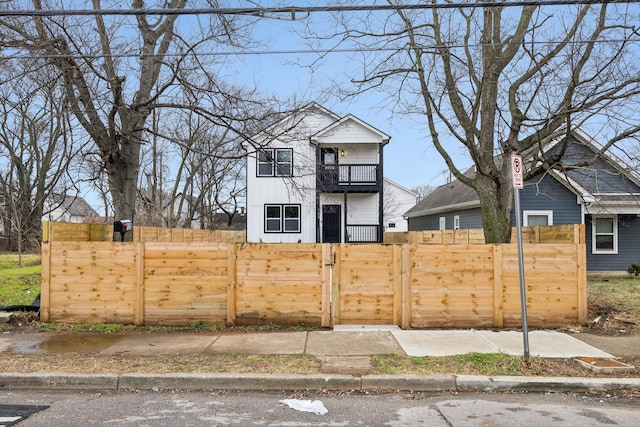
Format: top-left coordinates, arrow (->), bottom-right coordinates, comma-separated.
257,148 -> 293,177
264,204 -> 300,233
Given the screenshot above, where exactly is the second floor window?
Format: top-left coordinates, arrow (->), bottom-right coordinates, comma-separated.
257,148 -> 293,177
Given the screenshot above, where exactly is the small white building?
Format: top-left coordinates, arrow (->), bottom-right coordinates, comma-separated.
243,103 -> 392,243
383,178 -> 418,232
43,194 -> 99,223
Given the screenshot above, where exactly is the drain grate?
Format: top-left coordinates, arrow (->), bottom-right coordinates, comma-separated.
0,405 -> 48,427
576,357 -> 636,374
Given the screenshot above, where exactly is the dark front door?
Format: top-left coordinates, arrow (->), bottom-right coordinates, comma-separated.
322,205 -> 341,243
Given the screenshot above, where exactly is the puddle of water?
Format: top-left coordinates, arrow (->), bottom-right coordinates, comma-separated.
38,334 -> 123,353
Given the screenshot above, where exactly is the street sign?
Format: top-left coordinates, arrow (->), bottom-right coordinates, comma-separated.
511,154 -> 523,189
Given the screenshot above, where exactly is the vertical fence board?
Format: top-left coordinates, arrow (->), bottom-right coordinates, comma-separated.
227,244 -> 237,326
135,242 -> 145,326
40,242 -> 51,322
401,244 -> 411,329
493,245 -> 504,328
321,244 -> 332,327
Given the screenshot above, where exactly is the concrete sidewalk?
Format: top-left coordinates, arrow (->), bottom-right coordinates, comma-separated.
1,326 -> 614,359
1,326 -> 638,393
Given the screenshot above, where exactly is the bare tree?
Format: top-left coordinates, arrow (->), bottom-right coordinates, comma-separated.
319,2 -> 640,242
411,184 -> 435,202
0,58 -> 80,255
0,0 -> 277,222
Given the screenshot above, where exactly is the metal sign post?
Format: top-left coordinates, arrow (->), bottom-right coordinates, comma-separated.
511,154 -> 530,363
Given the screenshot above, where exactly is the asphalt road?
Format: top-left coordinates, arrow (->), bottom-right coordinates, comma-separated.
2,389 -> 639,426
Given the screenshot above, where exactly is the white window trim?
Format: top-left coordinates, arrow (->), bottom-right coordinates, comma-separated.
453,215 -> 460,230
439,216 -> 446,231
523,210 -> 553,227
592,215 -> 618,254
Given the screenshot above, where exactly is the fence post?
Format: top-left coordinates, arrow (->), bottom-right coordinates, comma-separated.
400,243 -> 411,329
321,244 -> 331,327
493,244 -> 504,328
577,241 -> 588,324
40,242 -> 51,322
331,245 -> 341,325
392,244 -> 402,326
134,242 -> 145,326
226,244 -> 237,326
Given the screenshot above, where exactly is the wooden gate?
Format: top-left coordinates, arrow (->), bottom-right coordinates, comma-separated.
331,244 -> 401,325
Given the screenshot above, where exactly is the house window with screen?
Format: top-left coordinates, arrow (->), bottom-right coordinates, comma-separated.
523,210 -> 553,226
453,215 -> 460,230
257,148 -> 293,177
592,215 -> 618,254
264,204 -> 301,233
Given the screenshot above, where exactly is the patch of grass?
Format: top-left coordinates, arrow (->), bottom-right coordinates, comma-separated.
588,275 -> 640,317
242,323 -> 283,332
0,253 -> 41,306
0,353 -> 321,375
66,323 -> 137,333
372,353 -> 586,377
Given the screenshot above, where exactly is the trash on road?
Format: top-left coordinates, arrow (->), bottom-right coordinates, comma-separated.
279,399 -> 328,415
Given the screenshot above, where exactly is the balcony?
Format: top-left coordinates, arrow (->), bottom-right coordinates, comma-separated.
317,164 -> 381,192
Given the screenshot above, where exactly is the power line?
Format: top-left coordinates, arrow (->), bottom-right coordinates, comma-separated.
0,0 -> 636,18
4,37 -> 638,61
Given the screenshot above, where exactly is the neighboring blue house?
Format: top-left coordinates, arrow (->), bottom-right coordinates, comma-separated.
404,129 -> 640,272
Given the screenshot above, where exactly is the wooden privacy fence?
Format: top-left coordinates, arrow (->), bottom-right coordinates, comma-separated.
42,221 -> 246,243
384,223 -> 584,245
40,239 -> 587,328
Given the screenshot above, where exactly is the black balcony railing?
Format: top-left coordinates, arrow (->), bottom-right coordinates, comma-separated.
318,164 -> 380,191
346,224 -> 380,243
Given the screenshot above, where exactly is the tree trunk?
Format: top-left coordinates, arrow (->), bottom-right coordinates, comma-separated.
475,172 -> 514,244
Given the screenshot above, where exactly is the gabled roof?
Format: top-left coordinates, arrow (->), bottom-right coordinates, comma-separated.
384,178 -> 418,197
243,102 -> 340,148
310,113 -> 390,145
404,129 -> 640,218
404,167 -> 479,218
51,194 -> 98,217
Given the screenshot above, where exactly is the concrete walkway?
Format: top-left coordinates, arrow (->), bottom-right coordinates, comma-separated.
1,326 -> 614,358
1,326 -> 637,393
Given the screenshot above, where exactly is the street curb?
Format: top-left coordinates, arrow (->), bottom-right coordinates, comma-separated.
455,375 -> 640,393
362,374 -> 456,391
0,373 -> 119,390
0,373 -> 638,392
118,373 -> 361,391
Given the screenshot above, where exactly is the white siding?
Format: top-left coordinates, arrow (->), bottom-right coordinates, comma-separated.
246,108 -> 334,243
346,193 -> 379,225
336,143 -> 379,164
383,179 -> 418,232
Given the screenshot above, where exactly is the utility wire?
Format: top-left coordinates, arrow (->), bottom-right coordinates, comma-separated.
0,0 -> 637,18
3,37 -> 640,61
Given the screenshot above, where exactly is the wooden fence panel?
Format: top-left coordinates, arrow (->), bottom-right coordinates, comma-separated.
409,245 -> 496,328
335,244 -> 396,325
500,244 -> 583,327
46,242 -> 138,323
234,244 -> 324,326
388,224 -> 583,245
143,243 -> 230,325
41,240 -> 586,327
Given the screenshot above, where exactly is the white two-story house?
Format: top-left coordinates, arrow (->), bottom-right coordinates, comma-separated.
244,103 -> 389,243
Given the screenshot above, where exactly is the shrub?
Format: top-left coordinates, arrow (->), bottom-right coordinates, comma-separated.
626,263 -> 640,276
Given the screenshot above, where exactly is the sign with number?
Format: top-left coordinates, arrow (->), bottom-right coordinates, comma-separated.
511,154 -> 523,189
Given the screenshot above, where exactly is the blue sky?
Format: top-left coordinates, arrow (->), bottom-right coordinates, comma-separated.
220,2 -> 461,192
